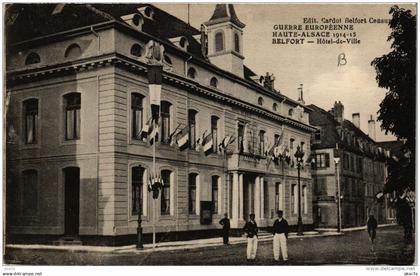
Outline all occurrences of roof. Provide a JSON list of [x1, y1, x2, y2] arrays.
[[205, 4, 246, 28], [377, 140, 404, 155], [308, 104, 378, 156]]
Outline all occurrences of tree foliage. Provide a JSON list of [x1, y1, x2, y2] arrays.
[[371, 6, 416, 194]]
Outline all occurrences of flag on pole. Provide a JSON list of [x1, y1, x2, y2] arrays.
[[168, 123, 181, 146], [196, 130, 207, 152], [202, 132, 213, 154], [219, 135, 235, 153], [176, 125, 189, 150], [140, 117, 153, 139]]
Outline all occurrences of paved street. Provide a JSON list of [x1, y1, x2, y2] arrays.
[[4, 226, 415, 265]]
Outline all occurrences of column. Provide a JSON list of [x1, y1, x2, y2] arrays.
[[239, 173, 244, 221], [255, 176, 261, 221], [232, 173, 239, 227], [260, 177, 264, 220]]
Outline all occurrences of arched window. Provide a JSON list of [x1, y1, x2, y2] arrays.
[[288, 108, 294, 116], [211, 116, 219, 153], [211, 175, 220, 214], [210, 77, 218, 88], [131, 93, 144, 139], [215, 32, 224, 52], [63, 92, 81, 140], [161, 170, 172, 215], [130, 44, 144, 57], [23, 99, 38, 144], [161, 101, 171, 143], [258, 97, 264, 106], [187, 67, 197, 79], [273, 103, 278, 111], [188, 109, 197, 149], [25, 52, 40, 65], [22, 169, 38, 216], [64, 43, 82, 58], [180, 37, 188, 48], [188, 173, 199, 215], [131, 166, 144, 216], [234, 33, 240, 52]]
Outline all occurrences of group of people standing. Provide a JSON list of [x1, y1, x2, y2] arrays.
[[219, 210, 289, 262]]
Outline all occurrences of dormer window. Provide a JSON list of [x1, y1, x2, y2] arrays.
[[273, 103, 278, 111], [25, 52, 40, 65], [288, 108, 294, 116], [258, 97, 264, 106], [210, 77, 218, 88], [187, 67, 197, 79], [65, 43, 82, 58], [164, 54, 172, 65], [234, 33, 240, 52], [131, 44, 144, 57], [215, 32, 224, 52]]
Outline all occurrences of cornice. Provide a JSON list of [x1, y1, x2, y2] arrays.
[[6, 53, 316, 133]]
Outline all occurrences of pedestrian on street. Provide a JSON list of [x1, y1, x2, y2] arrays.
[[367, 214, 378, 244], [243, 213, 258, 261], [219, 213, 231, 245], [272, 210, 289, 262]]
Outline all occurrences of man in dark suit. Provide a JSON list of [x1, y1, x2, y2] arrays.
[[243, 213, 258, 261], [272, 210, 289, 262], [367, 214, 378, 244], [219, 213, 231, 245]]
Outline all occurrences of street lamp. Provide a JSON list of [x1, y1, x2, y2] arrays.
[[294, 145, 305, 236], [137, 166, 143, 249]]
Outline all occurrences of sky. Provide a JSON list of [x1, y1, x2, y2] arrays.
[[156, 3, 416, 142]]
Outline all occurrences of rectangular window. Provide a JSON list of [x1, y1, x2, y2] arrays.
[[161, 170, 171, 215], [315, 177, 327, 196], [24, 99, 38, 144], [64, 93, 81, 140], [315, 153, 330, 168], [22, 170, 38, 216], [259, 130, 265, 155], [211, 116, 218, 153], [303, 185, 308, 214], [188, 174, 197, 214], [131, 167, 143, 216], [161, 102, 171, 143], [275, 182, 283, 211], [211, 176, 219, 214], [188, 110, 196, 149], [238, 122, 245, 153], [314, 129, 321, 141], [291, 184, 297, 214], [131, 94, 143, 139], [343, 154, 349, 170]]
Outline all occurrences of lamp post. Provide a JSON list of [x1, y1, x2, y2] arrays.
[[334, 157, 342, 232], [294, 145, 305, 236], [137, 166, 143, 249]]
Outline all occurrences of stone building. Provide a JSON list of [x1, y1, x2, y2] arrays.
[[5, 4, 315, 244], [308, 102, 389, 228]]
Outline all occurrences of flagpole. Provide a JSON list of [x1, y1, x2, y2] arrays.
[[153, 120, 156, 248]]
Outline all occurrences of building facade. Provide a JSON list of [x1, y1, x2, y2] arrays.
[[309, 102, 389, 228], [6, 4, 315, 244]]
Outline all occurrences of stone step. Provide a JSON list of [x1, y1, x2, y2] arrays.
[[53, 237, 83, 246]]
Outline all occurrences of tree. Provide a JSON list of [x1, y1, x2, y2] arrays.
[[371, 6, 416, 193]]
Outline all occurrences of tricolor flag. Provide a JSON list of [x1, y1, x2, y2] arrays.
[[202, 132, 213, 155], [140, 117, 153, 140], [168, 124, 182, 146], [148, 119, 159, 145], [176, 125, 189, 150], [219, 135, 235, 152], [196, 130, 207, 152]]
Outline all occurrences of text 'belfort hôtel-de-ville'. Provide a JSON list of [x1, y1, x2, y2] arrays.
[[272, 17, 390, 45]]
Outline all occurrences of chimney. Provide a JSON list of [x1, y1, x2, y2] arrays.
[[368, 115, 376, 141], [200, 24, 208, 57], [297, 84, 305, 104], [352, 113, 360, 128], [332, 101, 344, 124]]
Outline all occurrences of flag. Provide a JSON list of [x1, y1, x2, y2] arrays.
[[219, 135, 235, 152], [196, 130, 207, 151], [148, 170, 164, 199], [176, 125, 189, 150], [202, 132, 213, 154], [148, 119, 159, 145], [167, 123, 181, 146], [140, 117, 153, 139]]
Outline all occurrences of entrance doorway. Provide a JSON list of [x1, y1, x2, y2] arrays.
[[63, 167, 80, 236], [242, 175, 255, 220]]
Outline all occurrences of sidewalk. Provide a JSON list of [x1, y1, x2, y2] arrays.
[[6, 230, 343, 255], [315, 223, 396, 233]]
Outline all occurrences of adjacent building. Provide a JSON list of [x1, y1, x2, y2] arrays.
[[6, 4, 316, 244], [309, 102, 389, 228]]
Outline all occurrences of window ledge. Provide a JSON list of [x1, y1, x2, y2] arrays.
[[19, 143, 41, 150]]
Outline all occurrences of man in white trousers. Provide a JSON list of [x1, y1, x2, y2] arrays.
[[272, 210, 289, 262], [243, 213, 258, 261]]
